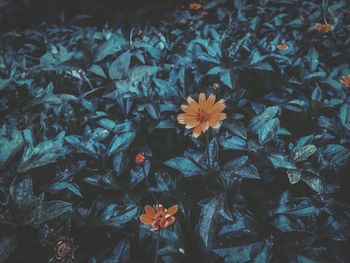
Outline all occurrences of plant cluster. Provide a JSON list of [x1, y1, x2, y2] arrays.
[[0, 0, 350, 262]]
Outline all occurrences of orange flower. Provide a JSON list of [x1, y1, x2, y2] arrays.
[[340, 75, 350, 88], [139, 204, 178, 231], [189, 2, 202, 10], [177, 93, 226, 138], [135, 152, 145, 164], [314, 23, 334, 33], [276, 43, 288, 50]]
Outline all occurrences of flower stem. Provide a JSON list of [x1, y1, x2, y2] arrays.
[[142, 164, 159, 204], [154, 230, 160, 263], [205, 130, 210, 146]]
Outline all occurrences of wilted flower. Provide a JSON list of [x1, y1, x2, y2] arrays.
[[135, 152, 146, 164], [177, 93, 226, 138], [340, 75, 350, 88], [139, 204, 178, 231], [189, 2, 202, 10], [49, 237, 75, 263], [314, 23, 334, 33], [276, 43, 288, 50]]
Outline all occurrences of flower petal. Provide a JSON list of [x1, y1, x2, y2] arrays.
[[166, 205, 178, 216], [144, 205, 155, 217], [187, 96, 198, 107], [198, 93, 206, 107], [207, 94, 216, 107], [140, 214, 153, 224], [181, 105, 198, 116], [192, 124, 203, 138], [209, 99, 226, 114], [209, 120, 221, 129]]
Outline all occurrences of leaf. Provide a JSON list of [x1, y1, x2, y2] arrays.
[[94, 36, 126, 62], [83, 174, 119, 190], [287, 169, 302, 184], [249, 106, 280, 133], [99, 203, 138, 228], [130, 161, 150, 187], [320, 144, 350, 168], [88, 64, 107, 78], [17, 132, 70, 173], [305, 71, 326, 80], [220, 156, 260, 184], [65, 135, 98, 158], [0, 126, 24, 168], [198, 138, 219, 172], [291, 144, 317, 162], [213, 240, 266, 263], [24, 201, 72, 227], [220, 135, 247, 150], [104, 238, 130, 263], [113, 151, 129, 176], [339, 103, 350, 130], [164, 156, 201, 177], [311, 86, 322, 101], [0, 234, 16, 263], [128, 66, 157, 85], [0, 79, 11, 92], [10, 176, 33, 211], [268, 153, 296, 169], [258, 118, 280, 144], [107, 132, 136, 156], [301, 175, 324, 193], [198, 195, 221, 248], [109, 50, 131, 80], [97, 119, 134, 133], [43, 182, 82, 198], [220, 70, 233, 89], [149, 172, 176, 196]]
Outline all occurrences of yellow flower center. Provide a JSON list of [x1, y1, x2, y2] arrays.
[[197, 109, 210, 123]]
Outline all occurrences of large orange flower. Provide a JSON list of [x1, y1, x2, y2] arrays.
[[314, 23, 334, 33], [340, 75, 350, 88], [177, 93, 226, 138], [139, 204, 178, 231]]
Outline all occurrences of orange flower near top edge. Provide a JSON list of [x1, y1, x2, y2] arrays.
[[314, 23, 334, 33], [139, 204, 178, 231], [189, 2, 202, 10], [340, 75, 350, 88], [135, 152, 145, 164], [177, 93, 226, 138], [276, 43, 288, 50]]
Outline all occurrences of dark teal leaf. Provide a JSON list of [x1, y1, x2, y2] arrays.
[[268, 153, 296, 169], [164, 156, 201, 177], [107, 132, 136, 156], [258, 118, 280, 144], [291, 144, 317, 162]]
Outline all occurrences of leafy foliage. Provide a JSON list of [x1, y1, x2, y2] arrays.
[[0, 0, 350, 262]]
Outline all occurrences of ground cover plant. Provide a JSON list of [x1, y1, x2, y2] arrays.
[[0, 0, 350, 262]]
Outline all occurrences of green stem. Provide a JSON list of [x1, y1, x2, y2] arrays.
[[143, 164, 159, 204], [154, 230, 160, 263]]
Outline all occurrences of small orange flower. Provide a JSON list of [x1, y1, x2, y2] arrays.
[[177, 93, 226, 138], [135, 153, 145, 164], [314, 23, 334, 33], [189, 2, 202, 10], [340, 75, 350, 88], [139, 204, 178, 231], [213, 83, 220, 90], [276, 43, 288, 50]]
